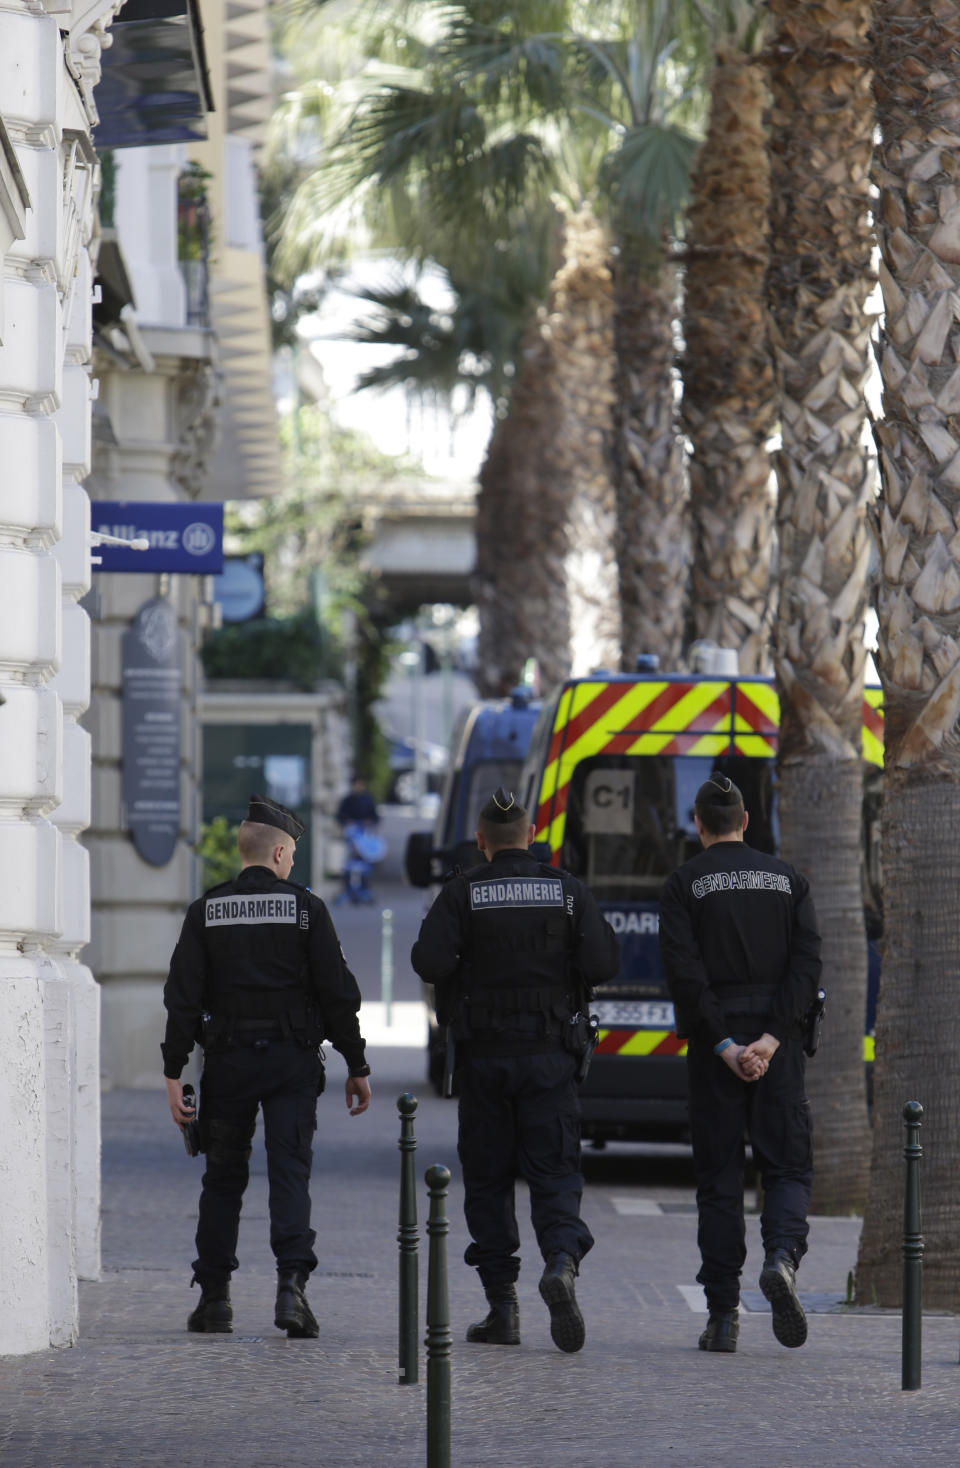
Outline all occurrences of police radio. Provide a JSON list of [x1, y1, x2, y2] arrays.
[[802, 988, 826, 1059]]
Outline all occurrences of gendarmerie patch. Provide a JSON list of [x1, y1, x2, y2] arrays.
[[205, 894, 298, 926], [469, 877, 564, 910], [691, 870, 791, 899]]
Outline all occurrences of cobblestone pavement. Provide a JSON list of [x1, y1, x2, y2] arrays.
[[0, 1042, 958, 1468]]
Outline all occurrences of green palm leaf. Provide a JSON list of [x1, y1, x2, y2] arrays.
[[600, 121, 698, 236], [343, 278, 498, 405]]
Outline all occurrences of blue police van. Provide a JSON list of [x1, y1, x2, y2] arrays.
[[515, 667, 883, 1144]]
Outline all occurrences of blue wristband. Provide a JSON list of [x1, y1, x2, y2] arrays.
[[713, 1037, 734, 1055]]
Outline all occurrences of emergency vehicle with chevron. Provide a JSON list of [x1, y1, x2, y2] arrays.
[[517, 670, 883, 1144]]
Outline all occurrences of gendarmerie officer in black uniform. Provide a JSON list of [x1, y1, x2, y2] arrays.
[[162, 794, 372, 1337], [411, 788, 620, 1353], [658, 774, 821, 1354]]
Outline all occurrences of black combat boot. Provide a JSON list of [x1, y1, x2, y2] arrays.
[[275, 1270, 319, 1339], [187, 1279, 232, 1334], [466, 1285, 520, 1345], [759, 1248, 807, 1349], [538, 1252, 585, 1354], [698, 1310, 739, 1353]]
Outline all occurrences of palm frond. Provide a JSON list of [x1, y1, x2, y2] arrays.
[[339, 275, 509, 408], [334, 183, 559, 410], [339, 83, 486, 186], [272, 0, 717, 367], [571, 37, 638, 120], [439, 22, 572, 115], [599, 120, 698, 238], [275, 172, 377, 279]]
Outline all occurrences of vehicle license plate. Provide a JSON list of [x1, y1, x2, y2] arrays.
[[592, 1000, 675, 1028]]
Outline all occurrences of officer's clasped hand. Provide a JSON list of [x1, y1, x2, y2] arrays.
[[737, 1046, 766, 1081], [717, 1044, 753, 1081], [730, 1032, 780, 1082], [717, 1043, 767, 1082]]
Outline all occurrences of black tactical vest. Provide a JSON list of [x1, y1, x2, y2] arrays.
[[200, 868, 317, 1043], [460, 855, 575, 1054]]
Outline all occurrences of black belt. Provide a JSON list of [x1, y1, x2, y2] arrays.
[[467, 984, 568, 1016], [207, 1018, 289, 1050], [719, 987, 777, 1016], [229, 1018, 286, 1036], [465, 1035, 564, 1058]]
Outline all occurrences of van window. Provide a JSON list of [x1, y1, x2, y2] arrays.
[[560, 754, 777, 902], [433, 706, 472, 846], [463, 760, 526, 838], [519, 698, 557, 813]]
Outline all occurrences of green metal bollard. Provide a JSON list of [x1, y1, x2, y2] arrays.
[[902, 1099, 924, 1391], [381, 908, 394, 1026], [425, 1163, 452, 1468], [397, 1093, 419, 1386]]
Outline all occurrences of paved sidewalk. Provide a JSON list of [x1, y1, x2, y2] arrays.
[[1, 1045, 958, 1467]]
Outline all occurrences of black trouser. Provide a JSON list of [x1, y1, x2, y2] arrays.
[[458, 1049, 594, 1290], [686, 1033, 812, 1314], [194, 1039, 321, 1288]]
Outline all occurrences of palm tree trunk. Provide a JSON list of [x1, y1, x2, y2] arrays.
[[856, 0, 960, 1306], [779, 755, 871, 1207], [473, 317, 571, 697], [856, 786, 960, 1304], [475, 206, 621, 696], [766, 0, 876, 1215], [548, 205, 620, 673], [681, 40, 776, 675], [613, 244, 689, 671]]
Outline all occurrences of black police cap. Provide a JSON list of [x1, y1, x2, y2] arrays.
[[695, 773, 744, 809], [479, 787, 527, 824], [245, 793, 305, 841]]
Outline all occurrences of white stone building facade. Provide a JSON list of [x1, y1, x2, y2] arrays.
[[85, 0, 280, 1089], [0, 0, 279, 1353], [0, 0, 124, 1354]]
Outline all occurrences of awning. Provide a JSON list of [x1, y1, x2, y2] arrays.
[[93, 0, 215, 149]]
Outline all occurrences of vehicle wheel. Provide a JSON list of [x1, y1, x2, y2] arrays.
[[394, 770, 417, 805]]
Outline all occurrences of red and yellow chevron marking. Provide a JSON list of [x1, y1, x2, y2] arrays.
[[533, 676, 887, 856], [535, 678, 777, 853], [596, 1028, 687, 1057], [593, 1027, 874, 1062], [595, 1029, 874, 1061], [863, 687, 883, 768], [733, 682, 779, 758]]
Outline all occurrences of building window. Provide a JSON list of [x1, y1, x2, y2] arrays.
[[177, 161, 211, 326]]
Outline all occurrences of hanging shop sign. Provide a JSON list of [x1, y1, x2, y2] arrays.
[[92, 501, 224, 573], [212, 553, 266, 622], [122, 597, 181, 866]]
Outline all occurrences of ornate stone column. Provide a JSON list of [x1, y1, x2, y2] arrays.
[[0, 0, 121, 1353]]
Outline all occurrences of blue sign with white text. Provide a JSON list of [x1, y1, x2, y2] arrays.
[[91, 502, 224, 574]]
